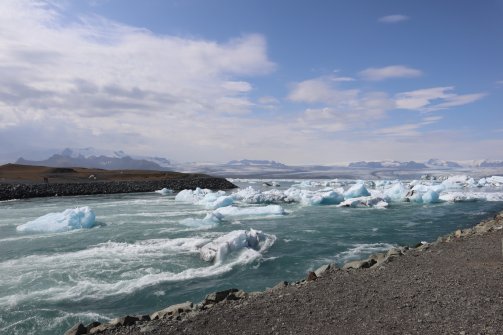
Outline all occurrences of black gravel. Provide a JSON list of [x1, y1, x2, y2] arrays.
[[0, 177, 236, 201]]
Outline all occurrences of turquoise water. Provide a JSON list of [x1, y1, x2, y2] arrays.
[[1, 179, 503, 334]]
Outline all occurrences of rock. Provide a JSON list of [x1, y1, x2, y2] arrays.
[[85, 321, 101, 332], [89, 324, 114, 334], [227, 289, 248, 300], [204, 289, 239, 306], [342, 258, 377, 270], [369, 253, 387, 267], [306, 271, 317, 281], [109, 315, 139, 327], [150, 301, 193, 320], [270, 281, 289, 291], [314, 263, 335, 277], [138, 314, 151, 322], [455, 229, 462, 238], [64, 323, 86, 335]]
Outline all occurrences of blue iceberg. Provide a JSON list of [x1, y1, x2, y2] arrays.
[[17, 207, 96, 233]]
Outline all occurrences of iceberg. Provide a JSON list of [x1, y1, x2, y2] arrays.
[[199, 229, 275, 263], [213, 205, 286, 219], [405, 185, 441, 204], [344, 183, 370, 199], [175, 188, 214, 203], [155, 188, 173, 195], [337, 196, 388, 208], [179, 212, 224, 228], [441, 175, 476, 189], [175, 188, 231, 209], [382, 182, 408, 202], [232, 187, 287, 204], [17, 207, 96, 233]]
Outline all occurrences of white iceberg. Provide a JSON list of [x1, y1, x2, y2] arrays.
[[155, 188, 173, 195], [17, 207, 96, 233], [213, 205, 286, 219], [441, 175, 476, 189], [337, 196, 388, 208], [382, 182, 408, 202], [199, 229, 275, 263], [179, 212, 224, 228], [232, 187, 287, 204], [175, 188, 231, 209], [175, 188, 214, 203], [344, 183, 370, 199], [406, 185, 441, 204]]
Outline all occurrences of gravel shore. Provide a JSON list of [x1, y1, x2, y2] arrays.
[[77, 212, 503, 335]]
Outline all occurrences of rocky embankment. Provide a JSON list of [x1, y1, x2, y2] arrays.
[[65, 212, 503, 335], [0, 178, 236, 201]]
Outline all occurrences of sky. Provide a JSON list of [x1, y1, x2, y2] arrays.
[[0, 0, 502, 165]]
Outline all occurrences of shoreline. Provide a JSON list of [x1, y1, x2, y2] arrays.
[[65, 210, 503, 335], [0, 178, 236, 201]]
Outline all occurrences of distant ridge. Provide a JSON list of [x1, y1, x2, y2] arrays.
[[347, 160, 427, 169], [16, 150, 167, 171]]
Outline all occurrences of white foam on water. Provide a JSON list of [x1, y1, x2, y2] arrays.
[[16, 207, 96, 233], [0, 228, 275, 306], [336, 243, 395, 263]]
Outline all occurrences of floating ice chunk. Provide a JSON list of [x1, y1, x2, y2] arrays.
[[17, 207, 96, 233], [439, 191, 503, 202], [383, 182, 408, 202], [441, 175, 476, 189], [179, 212, 223, 228], [175, 188, 213, 203], [344, 183, 370, 199], [155, 188, 173, 195], [175, 188, 231, 209], [439, 192, 479, 202], [479, 176, 503, 187], [214, 205, 286, 219], [337, 196, 388, 208], [301, 190, 344, 206], [199, 229, 276, 263], [406, 185, 440, 204], [233, 187, 287, 204], [421, 190, 440, 203]]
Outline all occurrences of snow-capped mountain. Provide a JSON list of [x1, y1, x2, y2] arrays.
[[347, 160, 427, 169]]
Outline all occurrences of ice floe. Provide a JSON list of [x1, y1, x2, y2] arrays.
[[199, 229, 276, 263], [155, 188, 173, 195], [17, 207, 96, 233], [213, 205, 286, 219], [343, 182, 371, 199], [337, 196, 389, 208], [175, 188, 233, 209]]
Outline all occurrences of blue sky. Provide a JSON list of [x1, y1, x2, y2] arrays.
[[0, 0, 502, 164]]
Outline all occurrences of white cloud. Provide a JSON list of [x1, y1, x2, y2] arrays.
[[374, 116, 443, 137], [395, 87, 486, 112], [288, 76, 394, 133], [378, 14, 410, 23], [0, 0, 276, 159], [359, 65, 422, 81]]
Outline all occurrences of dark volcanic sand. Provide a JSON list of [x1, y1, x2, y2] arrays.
[[99, 215, 503, 335], [0, 163, 203, 184]]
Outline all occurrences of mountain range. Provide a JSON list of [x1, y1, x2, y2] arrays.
[[11, 148, 503, 178]]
